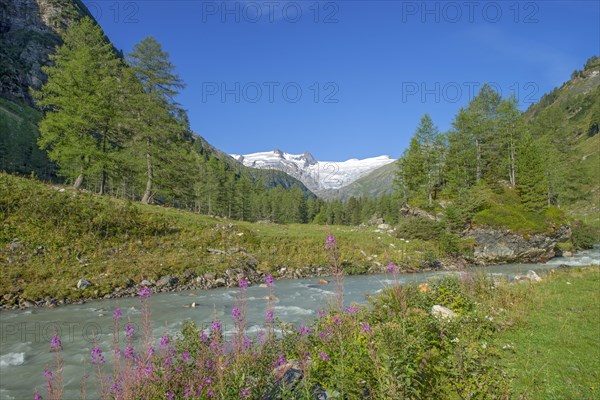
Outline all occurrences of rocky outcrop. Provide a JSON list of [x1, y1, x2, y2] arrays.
[[0, 0, 92, 105], [466, 225, 571, 264]]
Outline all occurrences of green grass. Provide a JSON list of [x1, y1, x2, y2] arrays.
[[501, 267, 600, 399], [0, 173, 434, 303]]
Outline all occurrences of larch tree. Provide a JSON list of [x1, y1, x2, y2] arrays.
[[33, 17, 125, 193]]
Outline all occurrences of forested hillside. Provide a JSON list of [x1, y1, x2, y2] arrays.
[[0, 0, 597, 233]]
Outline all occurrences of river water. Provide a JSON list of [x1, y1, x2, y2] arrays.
[[1, 247, 598, 399]]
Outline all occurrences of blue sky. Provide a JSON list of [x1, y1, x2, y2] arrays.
[[85, 0, 599, 161]]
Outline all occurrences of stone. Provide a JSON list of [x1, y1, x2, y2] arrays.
[[418, 283, 429, 292], [156, 275, 178, 287], [377, 223, 391, 230], [563, 251, 573, 257], [140, 279, 154, 287], [526, 270, 542, 282], [76, 278, 92, 289], [431, 305, 457, 319], [466, 225, 571, 264], [319, 279, 329, 284]]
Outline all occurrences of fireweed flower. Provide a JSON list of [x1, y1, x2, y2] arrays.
[[165, 391, 175, 400], [211, 320, 222, 333], [239, 278, 249, 289], [43, 369, 52, 380], [387, 263, 397, 274], [139, 287, 151, 299], [125, 324, 135, 337], [361, 322, 372, 334], [265, 274, 274, 287], [320, 351, 330, 361], [113, 307, 122, 320], [50, 335, 62, 351], [124, 345, 134, 359], [231, 307, 242, 321], [34, 390, 43, 400], [265, 309, 274, 323], [240, 388, 251, 398], [332, 316, 342, 325], [147, 346, 155, 356], [182, 351, 191, 362], [299, 325, 311, 336], [90, 347, 105, 364], [345, 305, 359, 315], [160, 335, 170, 348], [325, 235, 337, 249]]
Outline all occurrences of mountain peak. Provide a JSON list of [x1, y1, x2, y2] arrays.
[[229, 150, 396, 195]]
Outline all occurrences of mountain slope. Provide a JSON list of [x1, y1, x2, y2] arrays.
[[0, 0, 94, 106], [230, 150, 396, 196], [319, 161, 398, 200]]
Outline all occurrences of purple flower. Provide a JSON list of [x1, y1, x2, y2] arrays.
[[299, 325, 311, 336], [165, 391, 175, 400], [43, 369, 52, 380], [242, 335, 253, 350], [211, 320, 222, 333], [139, 287, 151, 299], [110, 382, 122, 395], [91, 347, 105, 364], [160, 335, 170, 348], [147, 346, 155, 357], [317, 309, 327, 318], [33, 390, 43, 400], [240, 388, 251, 398], [125, 324, 135, 338], [361, 322, 372, 334], [113, 308, 122, 320], [199, 330, 209, 343], [265, 309, 274, 323], [239, 278, 249, 289], [124, 345, 134, 359], [332, 316, 342, 325], [345, 305, 359, 315], [320, 351, 330, 361], [231, 307, 242, 321], [184, 387, 193, 398], [276, 354, 286, 367], [265, 274, 274, 287], [182, 351, 191, 362], [387, 263, 397, 274], [325, 235, 337, 249], [50, 335, 62, 351]]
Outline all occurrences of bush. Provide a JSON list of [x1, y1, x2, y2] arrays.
[[395, 217, 445, 241], [571, 221, 597, 249]]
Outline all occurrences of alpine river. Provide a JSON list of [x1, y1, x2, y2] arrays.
[[1, 247, 598, 399]]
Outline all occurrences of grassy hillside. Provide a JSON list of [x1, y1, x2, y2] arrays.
[[0, 173, 439, 304]]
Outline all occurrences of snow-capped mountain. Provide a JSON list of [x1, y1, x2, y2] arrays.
[[229, 150, 396, 195]]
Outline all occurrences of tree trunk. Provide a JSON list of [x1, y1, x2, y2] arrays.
[[142, 139, 153, 204], [73, 173, 84, 189], [99, 136, 107, 195], [509, 130, 516, 188], [475, 139, 481, 183]]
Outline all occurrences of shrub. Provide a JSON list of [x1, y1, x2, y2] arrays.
[[571, 221, 597, 249], [395, 217, 445, 241]]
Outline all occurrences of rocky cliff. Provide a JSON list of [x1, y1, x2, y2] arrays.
[[0, 0, 92, 106], [466, 225, 571, 264]]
